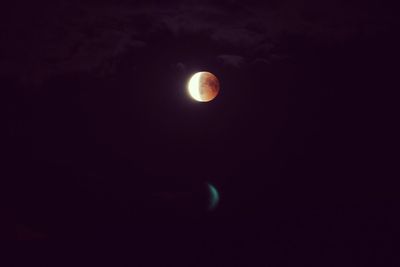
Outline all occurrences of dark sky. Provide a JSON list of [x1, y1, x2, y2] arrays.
[[4, 0, 399, 265]]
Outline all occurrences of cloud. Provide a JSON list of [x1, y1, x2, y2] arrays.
[[212, 28, 264, 48], [217, 54, 245, 68], [1, 0, 395, 87], [252, 58, 271, 65], [175, 62, 186, 72]]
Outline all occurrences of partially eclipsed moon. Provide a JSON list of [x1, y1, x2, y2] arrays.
[[188, 72, 220, 102], [207, 183, 220, 211]]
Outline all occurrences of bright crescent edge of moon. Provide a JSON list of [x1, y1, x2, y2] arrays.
[[188, 72, 202, 102]]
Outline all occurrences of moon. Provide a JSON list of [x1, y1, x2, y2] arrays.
[[207, 183, 220, 211], [187, 72, 220, 102]]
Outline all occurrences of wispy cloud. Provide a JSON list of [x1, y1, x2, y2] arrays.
[[1, 0, 394, 86], [217, 54, 245, 68]]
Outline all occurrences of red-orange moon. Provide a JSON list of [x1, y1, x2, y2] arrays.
[[187, 72, 220, 102]]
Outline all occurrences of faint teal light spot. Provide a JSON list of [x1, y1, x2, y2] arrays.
[[207, 183, 220, 211]]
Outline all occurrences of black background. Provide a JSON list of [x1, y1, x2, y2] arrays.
[[4, 0, 399, 266]]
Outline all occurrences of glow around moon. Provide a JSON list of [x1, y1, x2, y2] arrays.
[[187, 72, 220, 102]]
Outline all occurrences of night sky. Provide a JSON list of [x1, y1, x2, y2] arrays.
[[4, 0, 399, 265]]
